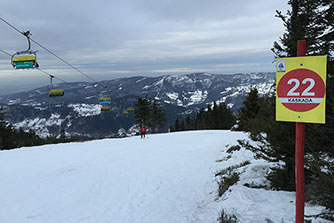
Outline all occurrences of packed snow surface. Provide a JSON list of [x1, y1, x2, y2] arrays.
[[0, 131, 330, 223]]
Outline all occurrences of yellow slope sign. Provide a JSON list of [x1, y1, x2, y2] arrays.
[[276, 55, 327, 124]]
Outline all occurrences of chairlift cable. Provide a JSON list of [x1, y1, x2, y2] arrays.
[[1, 18, 111, 104], [1, 48, 106, 102], [0, 17, 100, 84], [37, 68, 67, 83], [0, 17, 23, 35], [30, 39, 98, 83], [0, 49, 12, 57], [0, 48, 66, 83]]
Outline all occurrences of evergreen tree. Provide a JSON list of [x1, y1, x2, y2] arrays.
[[240, 92, 296, 190], [240, 1, 334, 210], [273, 0, 324, 57], [171, 102, 235, 133], [150, 100, 167, 133], [60, 128, 66, 140], [236, 88, 260, 132], [0, 108, 16, 150], [185, 116, 192, 130], [134, 96, 152, 128], [180, 120, 185, 131], [273, 0, 334, 73], [0, 107, 47, 150], [174, 119, 180, 131], [218, 103, 235, 129]]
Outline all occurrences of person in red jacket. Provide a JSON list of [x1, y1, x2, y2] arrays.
[[140, 127, 146, 138]]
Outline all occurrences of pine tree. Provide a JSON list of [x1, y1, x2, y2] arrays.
[[320, 0, 334, 74], [171, 102, 235, 132], [209, 101, 219, 129], [134, 96, 152, 128], [218, 103, 235, 129], [185, 116, 192, 130], [242, 0, 334, 204], [273, 0, 325, 57], [241, 93, 296, 190], [150, 100, 167, 133], [273, 0, 334, 73], [236, 88, 260, 132], [174, 119, 180, 131], [0, 108, 16, 150]]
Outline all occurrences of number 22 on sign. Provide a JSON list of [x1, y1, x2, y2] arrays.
[[276, 55, 327, 124]]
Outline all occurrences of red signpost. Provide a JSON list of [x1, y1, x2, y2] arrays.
[[277, 40, 327, 223], [295, 40, 306, 223]]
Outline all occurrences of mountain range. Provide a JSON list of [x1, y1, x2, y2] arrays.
[[0, 72, 275, 138]]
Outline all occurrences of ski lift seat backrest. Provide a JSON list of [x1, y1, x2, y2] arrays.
[[127, 108, 135, 112], [101, 105, 110, 111], [12, 55, 39, 69], [49, 89, 64, 97], [99, 97, 111, 105], [100, 100, 110, 105]]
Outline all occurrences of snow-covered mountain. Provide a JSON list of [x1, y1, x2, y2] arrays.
[[0, 72, 275, 138], [0, 131, 329, 223]]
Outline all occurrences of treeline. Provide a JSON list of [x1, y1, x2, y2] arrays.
[[0, 109, 84, 150], [170, 102, 235, 132]]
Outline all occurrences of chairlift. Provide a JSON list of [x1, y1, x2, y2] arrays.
[[99, 97, 111, 111], [122, 111, 129, 116], [99, 98, 111, 103], [127, 108, 135, 112], [11, 31, 39, 69], [101, 105, 110, 111], [49, 75, 64, 97]]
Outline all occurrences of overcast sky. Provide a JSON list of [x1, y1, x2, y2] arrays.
[[0, 0, 288, 95]]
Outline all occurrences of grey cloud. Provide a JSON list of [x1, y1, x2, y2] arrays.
[[1, 0, 288, 94]]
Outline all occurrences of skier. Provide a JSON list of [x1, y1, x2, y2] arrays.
[[140, 127, 146, 139]]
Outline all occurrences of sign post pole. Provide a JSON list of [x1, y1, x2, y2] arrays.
[[295, 40, 306, 223], [276, 40, 326, 223]]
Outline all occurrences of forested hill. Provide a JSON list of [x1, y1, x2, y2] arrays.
[[0, 72, 275, 138]]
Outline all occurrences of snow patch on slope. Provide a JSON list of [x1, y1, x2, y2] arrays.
[[166, 92, 179, 100], [187, 90, 208, 106], [68, 104, 101, 117], [13, 114, 65, 138]]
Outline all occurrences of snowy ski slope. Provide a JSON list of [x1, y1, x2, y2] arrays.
[[0, 130, 330, 223]]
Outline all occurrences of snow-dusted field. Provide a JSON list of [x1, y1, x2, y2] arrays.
[[0, 130, 330, 223]]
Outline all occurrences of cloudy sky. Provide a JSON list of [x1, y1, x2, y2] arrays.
[[0, 0, 288, 95]]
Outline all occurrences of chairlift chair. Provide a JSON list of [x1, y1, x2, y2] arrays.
[[122, 111, 129, 116], [11, 31, 39, 69], [49, 75, 64, 97], [99, 97, 111, 111], [49, 89, 64, 97], [101, 105, 110, 111], [127, 108, 135, 112]]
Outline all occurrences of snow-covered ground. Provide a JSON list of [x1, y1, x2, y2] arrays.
[[0, 130, 331, 223]]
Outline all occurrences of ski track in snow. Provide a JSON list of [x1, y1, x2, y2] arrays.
[[0, 131, 330, 223]]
